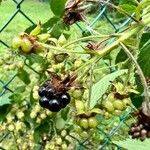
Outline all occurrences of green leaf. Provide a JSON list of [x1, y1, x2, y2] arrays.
[[0, 105, 10, 122], [25, 24, 37, 34], [49, 0, 67, 17], [42, 17, 60, 32], [119, 4, 136, 15], [130, 93, 143, 108], [139, 32, 150, 49], [137, 39, 150, 77], [115, 49, 128, 63], [90, 69, 128, 109], [114, 138, 150, 150], [9, 93, 22, 104], [50, 20, 68, 38], [119, 0, 135, 5], [9, 86, 25, 104], [0, 93, 11, 106], [26, 53, 45, 65], [34, 121, 50, 143], [17, 69, 30, 85]]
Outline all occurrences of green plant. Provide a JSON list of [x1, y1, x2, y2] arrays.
[[0, 0, 150, 149]]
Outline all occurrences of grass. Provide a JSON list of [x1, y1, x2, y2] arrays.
[[0, 0, 51, 52]]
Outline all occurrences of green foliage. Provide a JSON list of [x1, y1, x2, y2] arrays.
[[34, 121, 50, 143], [17, 69, 31, 85], [26, 53, 45, 65], [115, 49, 128, 63], [49, 0, 67, 17], [0, 93, 11, 106], [138, 34, 150, 77], [1, 0, 150, 149], [119, 4, 136, 15], [114, 138, 150, 150], [0, 105, 10, 122], [90, 69, 128, 109]]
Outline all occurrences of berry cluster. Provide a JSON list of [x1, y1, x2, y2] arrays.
[[129, 109, 150, 141], [38, 80, 70, 112], [129, 123, 150, 141]]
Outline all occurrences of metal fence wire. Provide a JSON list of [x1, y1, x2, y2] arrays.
[[0, 0, 135, 149]]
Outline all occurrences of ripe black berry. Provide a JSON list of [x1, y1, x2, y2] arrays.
[[39, 97, 49, 108], [58, 93, 70, 108], [46, 87, 55, 98], [38, 87, 47, 97], [49, 99, 61, 112]]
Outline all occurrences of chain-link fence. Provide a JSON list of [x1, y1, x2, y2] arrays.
[[0, 0, 135, 149]]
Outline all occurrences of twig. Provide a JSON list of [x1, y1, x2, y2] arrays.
[[119, 42, 149, 103]]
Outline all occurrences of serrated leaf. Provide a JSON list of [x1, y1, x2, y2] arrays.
[[90, 69, 128, 109], [137, 39, 150, 77], [50, 0, 67, 17], [114, 138, 150, 150], [0, 93, 11, 106], [17, 69, 30, 85]]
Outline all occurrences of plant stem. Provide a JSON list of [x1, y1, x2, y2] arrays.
[[88, 65, 94, 110], [38, 42, 87, 54], [62, 34, 120, 48], [119, 42, 149, 103], [97, 24, 143, 57]]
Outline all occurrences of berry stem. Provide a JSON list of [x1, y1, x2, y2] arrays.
[[119, 42, 149, 103], [38, 42, 87, 54], [88, 65, 94, 110]]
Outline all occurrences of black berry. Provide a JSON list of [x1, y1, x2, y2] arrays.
[[39, 96, 49, 108], [48, 99, 61, 112], [38, 87, 47, 97], [46, 87, 55, 98], [58, 93, 70, 108]]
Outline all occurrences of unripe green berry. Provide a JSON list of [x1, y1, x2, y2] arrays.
[[104, 101, 114, 112], [88, 117, 98, 128], [12, 36, 22, 49], [72, 90, 82, 99], [113, 100, 124, 110], [79, 118, 88, 129]]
